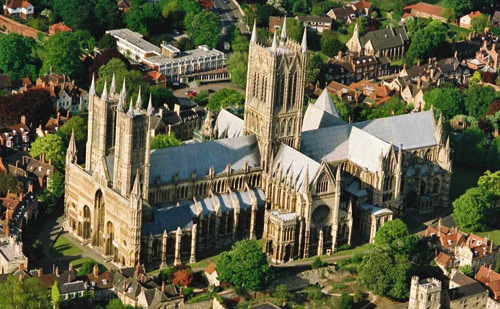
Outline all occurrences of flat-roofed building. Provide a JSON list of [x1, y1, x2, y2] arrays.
[[106, 29, 161, 62]]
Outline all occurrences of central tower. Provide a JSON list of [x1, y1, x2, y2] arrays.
[[243, 21, 308, 172]]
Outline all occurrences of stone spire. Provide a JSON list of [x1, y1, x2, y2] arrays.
[[147, 93, 153, 116], [271, 30, 277, 54], [135, 86, 142, 109], [120, 78, 127, 102], [101, 80, 108, 101], [89, 74, 95, 95], [132, 170, 141, 197], [281, 16, 287, 40], [302, 166, 310, 193], [127, 97, 134, 118], [301, 27, 308, 53], [117, 94, 124, 112], [66, 129, 77, 164], [250, 21, 257, 44], [110, 72, 116, 96]]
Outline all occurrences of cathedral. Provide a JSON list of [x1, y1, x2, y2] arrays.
[[64, 21, 452, 267]]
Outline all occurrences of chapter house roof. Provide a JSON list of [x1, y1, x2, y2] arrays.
[[360, 27, 409, 51]]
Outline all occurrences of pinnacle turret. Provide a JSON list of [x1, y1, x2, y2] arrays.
[[250, 21, 257, 44]]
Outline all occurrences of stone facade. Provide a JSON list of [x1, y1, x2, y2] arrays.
[[64, 20, 452, 269]]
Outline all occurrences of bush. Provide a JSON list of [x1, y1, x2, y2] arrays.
[[182, 286, 193, 297], [311, 257, 327, 269], [338, 244, 351, 251], [77, 260, 107, 276], [460, 265, 474, 277]]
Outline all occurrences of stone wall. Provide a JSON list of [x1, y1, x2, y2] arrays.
[[269, 265, 351, 291], [0, 15, 41, 39]]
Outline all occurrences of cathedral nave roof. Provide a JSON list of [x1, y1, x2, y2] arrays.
[[148, 134, 260, 184], [215, 108, 244, 139]]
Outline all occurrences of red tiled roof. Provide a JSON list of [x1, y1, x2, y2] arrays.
[[476, 266, 500, 284], [205, 262, 217, 275], [404, 2, 445, 17], [21, 1, 31, 8], [466, 11, 482, 19], [435, 252, 452, 267], [352, 1, 372, 10], [198, 0, 214, 9], [49, 22, 72, 34]]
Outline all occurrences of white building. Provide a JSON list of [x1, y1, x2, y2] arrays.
[[144, 44, 226, 83], [0, 237, 28, 274], [3, 0, 34, 19], [106, 29, 161, 62]]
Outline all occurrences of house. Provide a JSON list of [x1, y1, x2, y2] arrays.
[[325, 81, 360, 105], [36, 110, 70, 137], [3, 0, 34, 19], [0, 190, 38, 237], [0, 237, 27, 274], [117, 0, 131, 12], [144, 71, 167, 88], [0, 116, 33, 150], [327, 6, 355, 24], [197, 0, 214, 11], [152, 101, 206, 141], [2, 153, 57, 191], [59, 281, 87, 300], [111, 265, 183, 308], [87, 265, 114, 301], [35, 72, 89, 112], [350, 1, 372, 16], [400, 82, 431, 111], [402, 2, 446, 22], [476, 265, 500, 301], [435, 251, 454, 271], [346, 24, 409, 60], [296, 16, 332, 32], [348, 80, 395, 106], [325, 52, 391, 84], [204, 262, 220, 287], [48, 22, 72, 36], [474, 41, 500, 70], [460, 11, 482, 29]]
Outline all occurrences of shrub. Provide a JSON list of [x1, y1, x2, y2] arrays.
[[311, 257, 327, 269]]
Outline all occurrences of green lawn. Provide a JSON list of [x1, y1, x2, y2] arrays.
[[50, 235, 83, 258], [476, 230, 500, 246]]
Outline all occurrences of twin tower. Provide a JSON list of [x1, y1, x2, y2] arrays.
[[85, 74, 153, 200], [243, 19, 308, 172]]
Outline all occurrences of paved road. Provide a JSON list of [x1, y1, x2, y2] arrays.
[[214, 0, 248, 37]]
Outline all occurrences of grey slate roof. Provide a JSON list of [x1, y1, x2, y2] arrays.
[[300, 111, 437, 171], [149, 134, 260, 184], [302, 104, 345, 132], [215, 108, 244, 139], [273, 144, 321, 191], [59, 281, 86, 294], [142, 188, 265, 235], [314, 88, 340, 117], [360, 26, 409, 51]]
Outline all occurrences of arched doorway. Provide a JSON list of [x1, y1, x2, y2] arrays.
[[83, 206, 91, 240], [105, 221, 115, 260], [94, 190, 105, 247], [283, 244, 291, 262]]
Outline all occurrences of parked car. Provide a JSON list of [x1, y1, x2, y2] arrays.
[[185, 90, 193, 95], [188, 91, 198, 97]]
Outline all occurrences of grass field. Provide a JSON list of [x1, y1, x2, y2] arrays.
[[50, 235, 83, 258]]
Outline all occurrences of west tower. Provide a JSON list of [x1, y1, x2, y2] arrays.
[[243, 22, 308, 172]]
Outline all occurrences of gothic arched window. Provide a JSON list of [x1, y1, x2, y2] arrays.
[[316, 173, 329, 193]]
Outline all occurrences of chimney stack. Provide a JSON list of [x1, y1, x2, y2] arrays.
[[55, 266, 59, 277], [93, 264, 99, 277], [68, 263, 73, 271], [162, 281, 165, 294], [19, 263, 24, 272], [20, 115, 26, 125], [174, 104, 181, 116], [135, 264, 140, 278], [38, 268, 43, 277]]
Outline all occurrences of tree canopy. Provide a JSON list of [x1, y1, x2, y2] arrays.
[[321, 30, 344, 58], [423, 86, 464, 119], [305, 52, 323, 85], [364, 97, 407, 120], [187, 11, 221, 48], [217, 239, 271, 291], [374, 219, 418, 255], [30, 134, 66, 169], [0, 172, 20, 196], [150, 133, 182, 149], [464, 84, 496, 119], [124, 1, 164, 36], [40, 32, 86, 84], [227, 51, 248, 89], [405, 21, 448, 65], [0, 34, 38, 80], [0, 276, 50, 309], [207, 89, 245, 111], [0, 89, 55, 127], [77, 260, 107, 276], [358, 247, 412, 300]]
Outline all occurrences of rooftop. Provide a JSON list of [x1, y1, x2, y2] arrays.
[[106, 29, 161, 55]]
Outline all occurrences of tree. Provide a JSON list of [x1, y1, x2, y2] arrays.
[[405, 21, 448, 64], [477, 170, 500, 199], [0, 172, 20, 196], [358, 248, 412, 300], [0, 89, 54, 127], [470, 71, 482, 83], [305, 52, 323, 85], [0, 34, 38, 80], [175, 37, 195, 51], [321, 31, 343, 58], [453, 187, 493, 231], [348, 17, 368, 36], [311, 257, 326, 269], [194, 90, 209, 106], [52, 0, 97, 34], [338, 293, 354, 309], [283, 18, 303, 42], [187, 11, 221, 47], [51, 281, 61, 309], [423, 86, 464, 119], [365, 97, 406, 120], [207, 89, 245, 111], [97, 34, 117, 50], [95, 0, 123, 35], [231, 27, 249, 52], [77, 260, 107, 276], [150, 133, 182, 149], [333, 95, 353, 121], [30, 134, 66, 169], [172, 266, 194, 286], [40, 32, 86, 84], [124, 1, 164, 36], [471, 14, 489, 34], [160, 267, 175, 283], [464, 84, 496, 119], [374, 219, 418, 255], [217, 239, 271, 291], [0, 275, 50, 308], [58, 116, 87, 145], [460, 265, 474, 277], [227, 51, 248, 89], [273, 284, 290, 306], [445, 0, 473, 16]]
